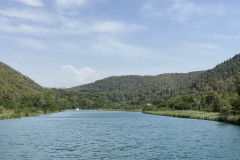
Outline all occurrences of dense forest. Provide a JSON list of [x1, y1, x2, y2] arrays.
[[0, 54, 240, 119], [70, 54, 240, 115], [71, 71, 203, 93]]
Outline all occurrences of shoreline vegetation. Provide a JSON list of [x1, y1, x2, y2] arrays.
[[0, 108, 142, 120], [0, 109, 58, 120], [1, 108, 240, 126], [143, 110, 240, 125]]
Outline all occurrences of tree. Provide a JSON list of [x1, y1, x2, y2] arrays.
[[0, 106, 4, 114], [236, 73, 240, 95], [231, 74, 240, 114]]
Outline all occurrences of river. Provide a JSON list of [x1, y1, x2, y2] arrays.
[[0, 110, 240, 160]]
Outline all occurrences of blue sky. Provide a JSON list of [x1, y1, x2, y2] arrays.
[[0, 0, 239, 88]]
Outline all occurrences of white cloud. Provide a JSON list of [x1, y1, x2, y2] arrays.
[[167, 0, 200, 21], [12, 0, 44, 7], [90, 38, 153, 57], [0, 35, 48, 50], [0, 8, 52, 22], [30, 65, 98, 88], [16, 37, 49, 50], [0, 23, 35, 34], [142, 0, 226, 21], [60, 19, 146, 35], [61, 65, 97, 85], [0, 21, 56, 36], [183, 42, 219, 49], [0, 7, 145, 37], [91, 21, 129, 33], [90, 21, 146, 33], [55, 0, 87, 7], [0, 8, 39, 20]]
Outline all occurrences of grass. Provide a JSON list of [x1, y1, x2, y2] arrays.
[[143, 110, 240, 125], [0, 109, 56, 120], [0, 110, 21, 120]]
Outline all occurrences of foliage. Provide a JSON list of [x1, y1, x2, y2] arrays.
[[0, 106, 4, 114], [70, 72, 203, 93], [143, 110, 240, 125], [67, 54, 240, 115]]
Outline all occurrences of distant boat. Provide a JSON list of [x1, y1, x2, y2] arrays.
[[75, 108, 80, 111]]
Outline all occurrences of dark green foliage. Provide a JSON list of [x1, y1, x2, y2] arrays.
[[0, 62, 42, 94], [69, 53, 240, 115], [231, 75, 240, 114], [0, 62, 42, 110], [70, 72, 203, 93], [0, 62, 72, 113], [0, 106, 4, 114], [157, 54, 240, 114], [191, 54, 240, 94]]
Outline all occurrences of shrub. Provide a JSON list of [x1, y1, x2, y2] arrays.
[[0, 106, 5, 114], [220, 103, 232, 115]]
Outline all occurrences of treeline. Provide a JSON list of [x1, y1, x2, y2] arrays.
[[143, 54, 240, 115], [1, 54, 240, 118], [71, 72, 203, 93]]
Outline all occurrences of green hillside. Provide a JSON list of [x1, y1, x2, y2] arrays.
[[0, 62, 70, 116], [147, 54, 240, 114], [69, 54, 240, 116], [0, 62, 42, 92], [0, 62, 43, 108], [70, 71, 204, 93], [190, 54, 240, 93]]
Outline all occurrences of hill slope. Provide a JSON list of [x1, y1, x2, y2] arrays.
[[0, 62, 43, 108], [69, 54, 240, 113], [0, 62, 42, 94], [70, 71, 204, 93], [0, 62, 75, 114], [190, 54, 240, 93], [72, 54, 240, 95], [149, 54, 240, 112]]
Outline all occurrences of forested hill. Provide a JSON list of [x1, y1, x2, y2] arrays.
[[190, 54, 240, 93], [0, 62, 42, 95], [1, 54, 240, 120], [68, 54, 240, 115], [0, 61, 70, 113], [70, 71, 204, 93], [71, 54, 240, 95]]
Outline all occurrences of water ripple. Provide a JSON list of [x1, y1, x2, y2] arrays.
[[0, 110, 240, 160]]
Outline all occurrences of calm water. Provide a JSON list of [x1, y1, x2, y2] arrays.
[[0, 111, 240, 160]]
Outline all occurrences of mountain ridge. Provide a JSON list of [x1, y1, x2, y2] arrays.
[[70, 71, 205, 93]]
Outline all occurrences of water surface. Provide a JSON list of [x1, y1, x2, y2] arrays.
[[0, 110, 240, 159]]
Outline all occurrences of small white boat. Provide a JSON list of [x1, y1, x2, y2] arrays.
[[75, 108, 80, 111]]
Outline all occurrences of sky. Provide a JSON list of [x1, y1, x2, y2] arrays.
[[0, 0, 240, 88]]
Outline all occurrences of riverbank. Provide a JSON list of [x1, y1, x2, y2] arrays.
[[0, 108, 141, 120], [143, 110, 240, 125], [0, 109, 59, 120], [2, 108, 240, 126]]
